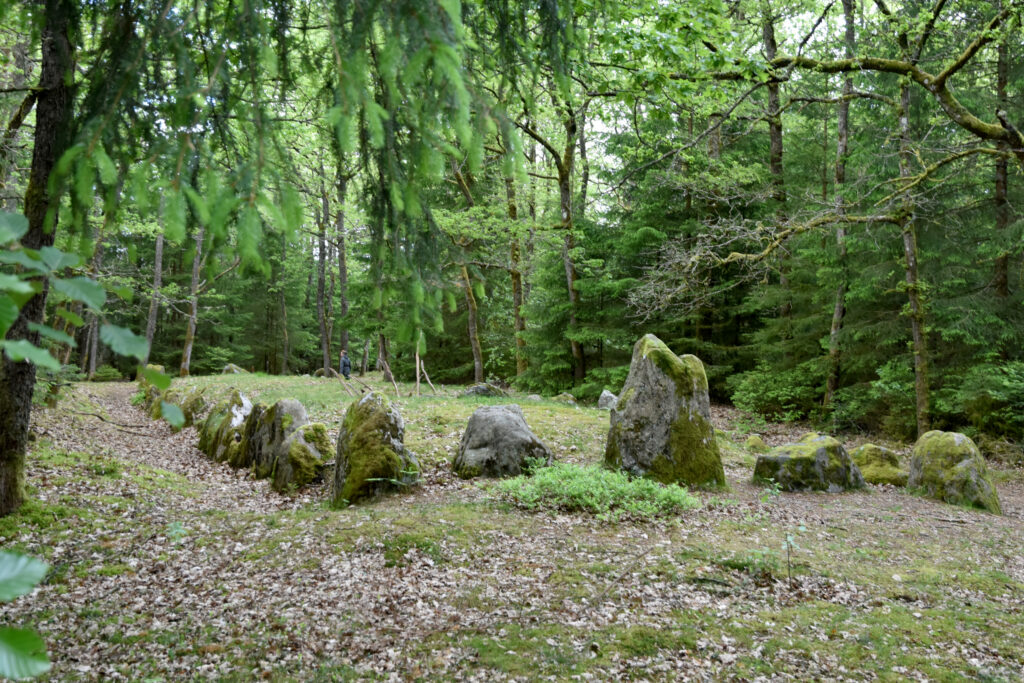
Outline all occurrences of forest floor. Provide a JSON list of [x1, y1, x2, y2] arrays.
[[3, 375, 1023, 681]]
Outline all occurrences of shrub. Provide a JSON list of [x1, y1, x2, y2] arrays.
[[89, 365, 123, 382], [494, 462, 699, 520], [729, 360, 824, 421], [32, 364, 84, 407], [959, 362, 1024, 441]]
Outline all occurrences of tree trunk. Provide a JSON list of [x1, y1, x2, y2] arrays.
[[824, 0, 855, 409], [179, 226, 204, 377], [558, 113, 584, 383], [762, 3, 784, 204], [141, 233, 164, 369], [86, 313, 99, 379], [994, 29, 1010, 297], [317, 186, 331, 372], [279, 233, 289, 374], [462, 265, 484, 383], [899, 84, 930, 436], [360, 338, 369, 376], [0, 0, 74, 516], [377, 334, 394, 383], [336, 174, 349, 355], [504, 165, 527, 376]]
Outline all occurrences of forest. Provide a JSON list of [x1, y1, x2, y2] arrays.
[[1, 0, 1023, 679]]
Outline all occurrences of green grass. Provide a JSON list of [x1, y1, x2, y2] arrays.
[[495, 462, 700, 520]]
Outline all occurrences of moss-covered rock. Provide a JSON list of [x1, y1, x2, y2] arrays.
[[272, 422, 330, 493], [242, 399, 307, 477], [850, 444, 908, 486], [552, 392, 577, 405], [222, 363, 247, 374], [333, 392, 418, 506], [459, 382, 507, 398], [908, 431, 1001, 514], [753, 433, 865, 492], [604, 334, 725, 488], [205, 390, 252, 463], [453, 405, 551, 479], [744, 435, 769, 453]]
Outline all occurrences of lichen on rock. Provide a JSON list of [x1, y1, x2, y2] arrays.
[[604, 334, 725, 488], [850, 444, 908, 486], [744, 435, 769, 453], [272, 422, 330, 493], [908, 431, 1001, 514], [333, 392, 418, 506], [753, 433, 865, 492]]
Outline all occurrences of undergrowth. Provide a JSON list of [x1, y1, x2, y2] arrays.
[[494, 462, 700, 520]]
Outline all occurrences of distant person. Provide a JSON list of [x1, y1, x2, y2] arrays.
[[340, 349, 352, 380]]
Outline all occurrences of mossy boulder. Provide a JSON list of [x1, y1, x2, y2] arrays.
[[744, 435, 769, 453], [460, 382, 507, 398], [604, 334, 725, 488], [850, 444, 908, 486], [453, 405, 552, 479], [222, 363, 247, 374], [333, 392, 419, 506], [552, 392, 577, 405], [198, 397, 233, 455], [908, 431, 1001, 514], [242, 399, 308, 477], [203, 390, 252, 463], [753, 433, 865, 492], [271, 422, 331, 493]]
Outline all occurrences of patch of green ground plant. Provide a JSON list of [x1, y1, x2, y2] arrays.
[[495, 462, 700, 520]]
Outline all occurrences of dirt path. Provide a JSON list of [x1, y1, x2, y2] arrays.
[[3, 383, 1023, 681]]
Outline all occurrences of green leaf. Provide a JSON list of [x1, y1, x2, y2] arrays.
[[38, 246, 80, 271], [0, 274, 32, 295], [1, 340, 60, 370], [0, 626, 50, 679], [93, 147, 117, 187], [0, 552, 49, 601], [0, 250, 47, 273], [56, 308, 85, 328], [139, 365, 171, 391], [0, 211, 28, 244], [0, 295, 17, 339], [99, 324, 149, 361], [109, 285, 133, 302], [164, 191, 187, 244], [28, 322, 76, 348], [52, 277, 106, 311], [160, 401, 185, 428]]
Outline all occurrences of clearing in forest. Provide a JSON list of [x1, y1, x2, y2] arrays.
[[3, 375, 1022, 681]]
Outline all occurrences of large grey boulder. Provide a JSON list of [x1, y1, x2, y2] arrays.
[[199, 390, 252, 463], [754, 433, 865, 492], [222, 363, 247, 374], [909, 431, 1001, 514], [604, 334, 725, 487], [333, 392, 419, 506], [271, 422, 332, 493], [598, 390, 618, 410], [453, 405, 552, 478]]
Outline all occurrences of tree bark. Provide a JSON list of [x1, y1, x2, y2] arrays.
[[336, 174, 349, 356], [462, 265, 484, 383], [503, 150, 527, 376], [279, 233, 289, 374], [0, 0, 74, 516], [317, 185, 331, 372], [179, 226, 204, 377], [898, 84, 930, 436], [762, 2, 784, 203], [141, 233, 164, 369], [824, 0, 855, 409], [994, 27, 1010, 297]]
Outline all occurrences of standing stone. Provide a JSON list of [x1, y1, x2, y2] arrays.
[[272, 422, 332, 493], [245, 399, 308, 478], [201, 390, 252, 463], [333, 392, 419, 506], [597, 390, 618, 410], [909, 431, 1001, 514], [604, 334, 725, 487], [453, 405, 551, 478], [754, 433, 865, 492]]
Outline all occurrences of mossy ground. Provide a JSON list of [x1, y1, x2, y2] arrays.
[[9, 378, 1024, 680]]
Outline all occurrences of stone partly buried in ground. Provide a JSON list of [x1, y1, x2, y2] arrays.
[[604, 334, 725, 488], [908, 431, 1001, 514], [459, 382, 507, 398], [744, 435, 769, 453], [754, 433, 865, 492], [333, 392, 419, 506], [453, 404, 551, 478], [850, 444, 908, 486], [198, 390, 252, 463], [597, 390, 618, 410]]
